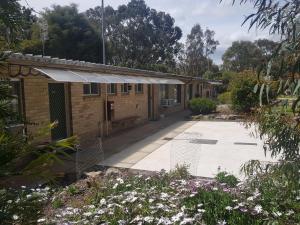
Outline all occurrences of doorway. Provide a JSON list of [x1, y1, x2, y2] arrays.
[[148, 84, 153, 120], [48, 83, 68, 140]]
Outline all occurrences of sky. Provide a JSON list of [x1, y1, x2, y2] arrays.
[[20, 0, 277, 65]]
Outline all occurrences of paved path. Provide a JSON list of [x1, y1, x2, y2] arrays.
[[54, 111, 191, 176], [100, 121, 277, 179]]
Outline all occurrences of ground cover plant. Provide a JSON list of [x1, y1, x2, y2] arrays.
[[1, 167, 299, 225]]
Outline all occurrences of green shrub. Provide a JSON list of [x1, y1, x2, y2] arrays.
[[52, 198, 63, 209], [189, 98, 217, 115], [215, 172, 239, 187], [229, 73, 259, 112], [218, 91, 232, 104], [67, 185, 80, 196]]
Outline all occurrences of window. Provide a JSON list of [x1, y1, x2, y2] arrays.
[[121, 83, 129, 94], [83, 83, 99, 95], [11, 80, 22, 117], [107, 83, 117, 94], [0, 79, 23, 120], [135, 84, 143, 93]]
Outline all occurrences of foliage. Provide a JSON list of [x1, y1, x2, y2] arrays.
[[222, 40, 262, 72], [224, 2, 300, 225], [222, 39, 280, 74], [230, 73, 259, 112], [22, 4, 100, 63], [218, 91, 232, 104], [0, 1, 36, 50], [182, 24, 219, 76], [189, 98, 217, 115], [0, 186, 51, 225], [86, 0, 182, 71], [215, 172, 239, 187], [0, 81, 77, 181]]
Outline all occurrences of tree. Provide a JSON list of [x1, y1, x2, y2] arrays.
[[222, 40, 262, 72], [204, 29, 219, 71], [0, 1, 36, 50], [86, 0, 182, 72], [184, 24, 219, 76], [225, 2, 300, 222], [22, 4, 101, 63]]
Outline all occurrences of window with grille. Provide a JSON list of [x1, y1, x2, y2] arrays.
[[107, 83, 117, 94], [83, 83, 100, 95], [121, 83, 129, 94], [135, 84, 143, 93]]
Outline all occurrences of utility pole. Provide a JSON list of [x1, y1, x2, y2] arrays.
[[101, 0, 106, 65]]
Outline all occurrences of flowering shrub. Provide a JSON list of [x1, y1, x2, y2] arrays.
[[0, 186, 52, 224], [1, 167, 299, 225]]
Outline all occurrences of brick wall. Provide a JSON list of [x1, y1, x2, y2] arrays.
[[70, 83, 104, 147], [23, 75, 51, 140]]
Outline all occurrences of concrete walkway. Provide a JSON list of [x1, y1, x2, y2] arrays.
[[55, 111, 192, 176], [99, 121, 277, 179]]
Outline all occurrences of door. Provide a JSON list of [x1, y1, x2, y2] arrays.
[[48, 83, 67, 140], [148, 84, 153, 120]]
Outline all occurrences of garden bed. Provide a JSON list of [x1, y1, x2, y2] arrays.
[[1, 167, 299, 225]]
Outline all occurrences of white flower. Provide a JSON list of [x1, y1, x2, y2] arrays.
[[129, 196, 138, 203], [83, 212, 92, 217], [21, 186, 26, 189], [157, 217, 172, 225], [26, 194, 32, 198], [171, 212, 184, 222], [100, 198, 106, 205], [113, 183, 118, 189], [286, 210, 294, 216], [225, 206, 233, 211], [213, 187, 218, 191], [118, 220, 126, 225], [12, 215, 19, 220], [7, 200, 12, 204], [247, 196, 254, 201], [197, 209, 206, 213], [149, 199, 154, 203], [180, 218, 194, 225], [161, 193, 169, 199], [254, 205, 263, 214], [126, 184, 132, 187], [116, 178, 124, 184], [197, 203, 203, 208], [217, 220, 227, 225], [273, 211, 282, 217], [37, 218, 46, 223], [144, 216, 154, 223]]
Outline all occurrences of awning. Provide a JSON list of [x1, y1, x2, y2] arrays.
[[34, 67, 184, 84]]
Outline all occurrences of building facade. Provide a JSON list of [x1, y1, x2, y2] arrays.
[[1, 53, 217, 148]]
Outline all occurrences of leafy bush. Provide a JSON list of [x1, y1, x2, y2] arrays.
[[189, 98, 217, 114], [229, 73, 259, 112], [218, 91, 232, 104], [215, 172, 239, 187]]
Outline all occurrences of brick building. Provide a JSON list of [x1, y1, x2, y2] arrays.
[[1, 53, 217, 147]]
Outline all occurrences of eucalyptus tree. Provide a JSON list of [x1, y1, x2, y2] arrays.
[[222, 40, 262, 72], [86, 0, 182, 72], [226, 0, 300, 214], [185, 24, 219, 76]]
